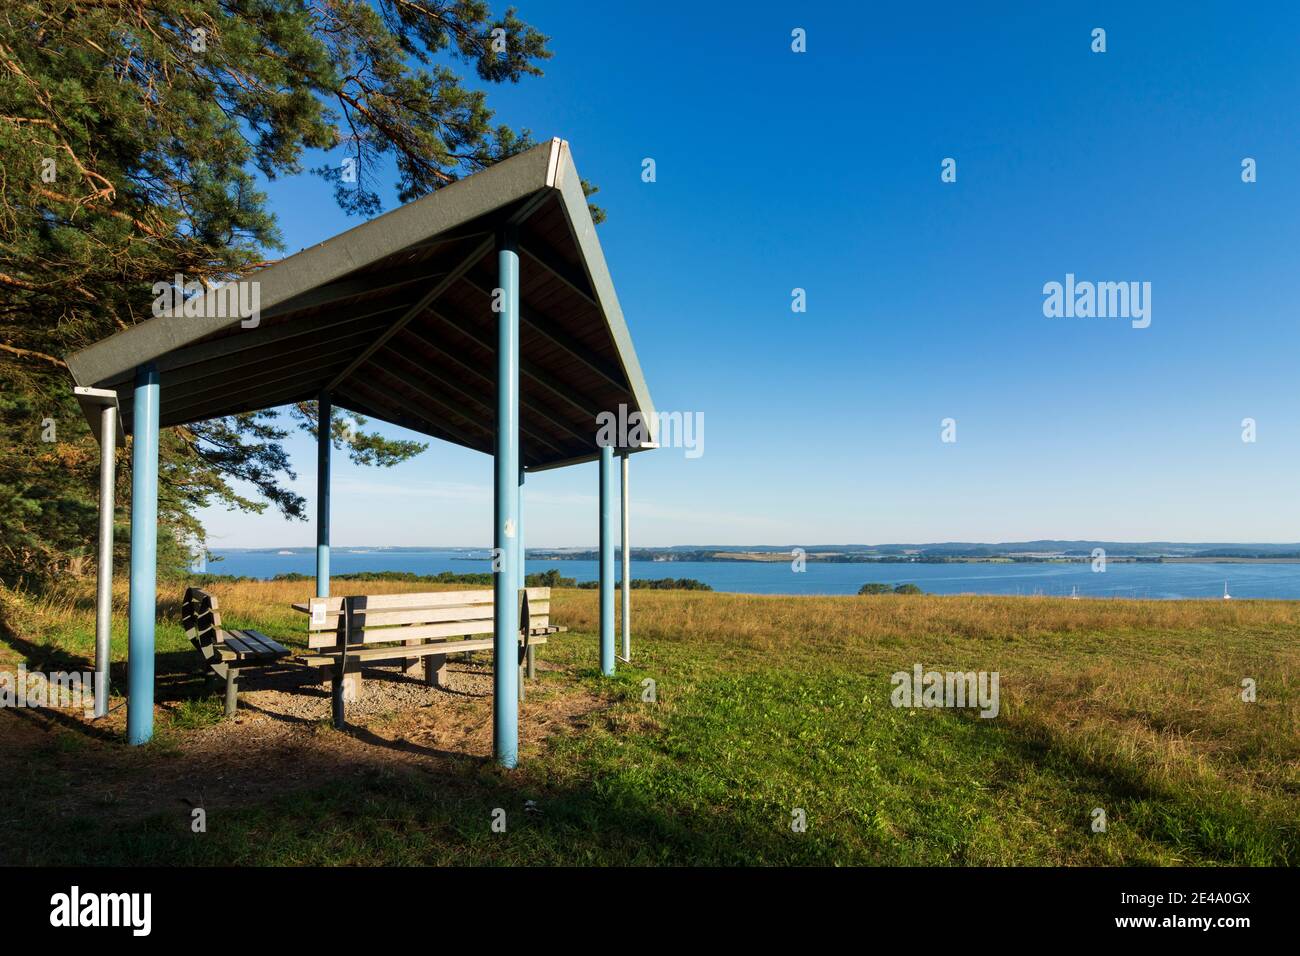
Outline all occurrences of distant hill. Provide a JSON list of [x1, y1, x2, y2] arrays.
[[527, 542, 1300, 563]]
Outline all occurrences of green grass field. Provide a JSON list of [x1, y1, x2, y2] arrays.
[[1, 579, 1296, 865]]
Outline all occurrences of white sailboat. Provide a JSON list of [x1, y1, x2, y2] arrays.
[[1070, 585, 1079, 600], [1223, 580, 1231, 601]]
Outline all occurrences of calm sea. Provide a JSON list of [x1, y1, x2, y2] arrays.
[[205, 549, 1300, 599]]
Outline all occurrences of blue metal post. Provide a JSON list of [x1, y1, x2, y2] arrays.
[[494, 226, 521, 768], [599, 443, 615, 676], [316, 391, 331, 598], [126, 364, 159, 745]]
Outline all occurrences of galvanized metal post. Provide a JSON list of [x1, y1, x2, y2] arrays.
[[316, 391, 331, 598], [127, 364, 159, 745], [493, 225, 521, 768], [599, 443, 615, 676], [620, 450, 631, 663], [94, 404, 116, 718]]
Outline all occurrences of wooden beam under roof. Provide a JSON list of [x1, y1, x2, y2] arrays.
[[460, 273, 627, 392], [397, 325, 596, 447]]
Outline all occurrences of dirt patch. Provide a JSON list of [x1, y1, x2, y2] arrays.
[[0, 657, 607, 832]]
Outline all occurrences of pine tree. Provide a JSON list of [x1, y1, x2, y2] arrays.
[[0, 1, 578, 586]]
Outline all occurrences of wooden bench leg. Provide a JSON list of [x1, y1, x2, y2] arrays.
[[330, 659, 362, 728], [322, 662, 363, 693], [225, 668, 240, 717], [403, 639, 422, 678], [423, 653, 447, 688], [331, 668, 346, 728]]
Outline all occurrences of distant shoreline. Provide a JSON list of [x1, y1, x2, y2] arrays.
[[213, 546, 1300, 566], [1164, 556, 1300, 564]]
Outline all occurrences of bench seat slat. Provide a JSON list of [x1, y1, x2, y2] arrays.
[[251, 632, 290, 656], [221, 633, 281, 662], [230, 629, 289, 658], [230, 630, 269, 655], [223, 635, 256, 658]]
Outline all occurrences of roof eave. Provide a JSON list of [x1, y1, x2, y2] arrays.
[[551, 142, 659, 448]]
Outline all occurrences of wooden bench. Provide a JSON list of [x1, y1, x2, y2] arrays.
[[293, 587, 565, 727], [182, 587, 290, 716]]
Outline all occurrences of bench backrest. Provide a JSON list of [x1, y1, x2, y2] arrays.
[[182, 587, 224, 656], [306, 588, 552, 649]]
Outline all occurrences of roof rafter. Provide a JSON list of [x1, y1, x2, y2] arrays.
[[424, 304, 606, 423], [520, 241, 597, 307], [326, 236, 496, 392], [338, 379, 488, 454], [396, 324, 595, 447], [372, 346, 570, 456], [460, 273, 627, 392]]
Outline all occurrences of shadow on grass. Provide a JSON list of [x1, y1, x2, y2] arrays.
[[0, 665, 806, 865], [7, 755, 813, 866], [0, 604, 327, 738]]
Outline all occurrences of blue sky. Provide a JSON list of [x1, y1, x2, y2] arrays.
[[198, 1, 1300, 549]]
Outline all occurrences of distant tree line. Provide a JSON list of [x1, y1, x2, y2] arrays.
[[858, 583, 924, 595], [186, 569, 712, 591]]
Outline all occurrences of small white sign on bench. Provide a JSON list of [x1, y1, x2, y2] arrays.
[[309, 599, 328, 629]]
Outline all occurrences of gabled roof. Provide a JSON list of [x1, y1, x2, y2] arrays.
[[65, 139, 655, 469]]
